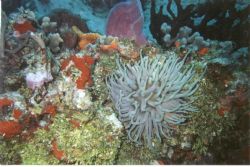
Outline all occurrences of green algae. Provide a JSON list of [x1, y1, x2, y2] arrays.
[[20, 129, 59, 165], [16, 106, 122, 165], [116, 139, 161, 165], [0, 140, 23, 164], [183, 72, 235, 155]]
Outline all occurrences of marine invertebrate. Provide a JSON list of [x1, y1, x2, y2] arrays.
[[150, 0, 250, 48], [0, 97, 24, 139], [61, 55, 95, 89], [100, 39, 119, 52], [161, 23, 210, 52], [13, 20, 36, 36], [41, 16, 57, 33], [42, 104, 57, 117], [78, 33, 100, 50], [72, 89, 92, 110], [72, 26, 100, 50], [25, 70, 53, 90], [106, 52, 201, 147], [0, 97, 25, 121], [106, 0, 147, 46], [0, 121, 23, 139], [61, 30, 78, 49], [12, 8, 36, 37], [51, 139, 65, 161], [47, 33, 63, 53]]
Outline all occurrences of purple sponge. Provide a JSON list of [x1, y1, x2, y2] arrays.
[[105, 0, 147, 46]]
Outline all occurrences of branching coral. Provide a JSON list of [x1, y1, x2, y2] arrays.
[[106, 51, 202, 147], [150, 0, 250, 48]]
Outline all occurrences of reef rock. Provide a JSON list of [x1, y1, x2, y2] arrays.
[[20, 109, 123, 164]]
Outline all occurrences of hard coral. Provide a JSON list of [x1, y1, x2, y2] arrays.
[[106, 52, 202, 147], [106, 0, 147, 46], [41, 17, 57, 33], [47, 33, 63, 53], [150, 0, 250, 48], [161, 23, 210, 52]]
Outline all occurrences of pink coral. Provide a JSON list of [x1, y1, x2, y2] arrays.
[[105, 0, 147, 46]]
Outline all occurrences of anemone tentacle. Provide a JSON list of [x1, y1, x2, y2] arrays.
[[106, 51, 201, 147]]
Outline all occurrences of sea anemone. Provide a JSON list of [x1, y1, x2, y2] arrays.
[[106, 51, 201, 147]]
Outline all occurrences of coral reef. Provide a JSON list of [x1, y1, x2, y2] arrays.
[[106, 52, 202, 147], [0, 2, 249, 164], [71, 26, 100, 50], [159, 20, 248, 60], [49, 9, 89, 34], [60, 29, 78, 49], [0, 92, 28, 139], [25, 70, 53, 90], [46, 33, 63, 53], [41, 17, 57, 33], [10, 7, 36, 37], [150, 0, 250, 48], [60, 54, 95, 89], [13, 20, 36, 36], [161, 23, 209, 52], [19, 110, 123, 164]]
